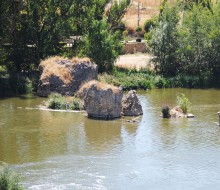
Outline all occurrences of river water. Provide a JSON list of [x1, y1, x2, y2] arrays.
[[0, 89, 220, 190]]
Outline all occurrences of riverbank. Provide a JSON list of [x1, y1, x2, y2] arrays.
[[0, 53, 219, 98], [109, 53, 217, 89], [99, 69, 217, 90]]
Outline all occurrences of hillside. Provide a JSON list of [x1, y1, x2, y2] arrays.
[[123, 0, 161, 28]]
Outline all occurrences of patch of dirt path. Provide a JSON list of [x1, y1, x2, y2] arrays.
[[115, 53, 153, 70]]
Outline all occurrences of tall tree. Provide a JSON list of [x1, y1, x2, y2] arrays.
[[1, 0, 131, 72]]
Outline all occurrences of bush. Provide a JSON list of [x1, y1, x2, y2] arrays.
[[70, 97, 84, 110], [46, 93, 66, 110], [122, 30, 128, 37], [45, 93, 84, 110], [126, 27, 135, 36], [99, 69, 155, 90], [177, 93, 191, 114], [0, 166, 23, 190], [161, 105, 170, 118], [135, 26, 142, 33], [144, 17, 158, 33]]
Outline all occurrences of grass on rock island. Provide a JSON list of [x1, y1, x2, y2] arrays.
[[43, 93, 84, 111]]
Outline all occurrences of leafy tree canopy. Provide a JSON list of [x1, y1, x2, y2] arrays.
[[0, 0, 131, 72]]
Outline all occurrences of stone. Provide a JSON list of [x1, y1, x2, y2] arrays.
[[170, 106, 184, 118], [187, 113, 195, 118], [121, 90, 143, 116], [170, 106, 195, 118], [37, 56, 98, 97], [78, 80, 123, 120]]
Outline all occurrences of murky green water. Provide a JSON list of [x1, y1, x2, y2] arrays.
[[0, 89, 220, 190]]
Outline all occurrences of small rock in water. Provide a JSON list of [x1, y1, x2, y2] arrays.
[[187, 113, 194, 118], [121, 90, 143, 116]]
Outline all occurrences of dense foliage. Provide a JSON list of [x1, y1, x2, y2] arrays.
[[0, 166, 23, 190], [0, 0, 130, 95], [82, 19, 122, 73], [44, 93, 84, 110], [150, 2, 220, 87], [177, 93, 191, 114], [0, 0, 130, 71]]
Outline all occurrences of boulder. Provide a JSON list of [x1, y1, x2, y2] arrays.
[[121, 90, 143, 116], [78, 80, 123, 120], [37, 56, 98, 97], [170, 106, 184, 118], [170, 106, 194, 118]]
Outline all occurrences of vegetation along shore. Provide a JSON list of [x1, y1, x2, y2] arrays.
[[1, 0, 220, 97]]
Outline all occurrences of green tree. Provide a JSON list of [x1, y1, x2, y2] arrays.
[[183, 0, 212, 11], [82, 19, 122, 73], [178, 5, 212, 76], [0, 0, 28, 72], [106, 0, 131, 30], [150, 4, 180, 76], [208, 2, 220, 83], [1, 0, 131, 72]]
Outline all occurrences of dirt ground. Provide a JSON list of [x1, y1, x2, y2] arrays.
[[123, 0, 161, 28], [115, 53, 153, 71], [123, 0, 175, 29]]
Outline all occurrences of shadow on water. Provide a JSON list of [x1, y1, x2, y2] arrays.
[[84, 118, 123, 153], [0, 94, 39, 100]]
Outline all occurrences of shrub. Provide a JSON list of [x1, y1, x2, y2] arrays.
[[126, 27, 135, 35], [177, 93, 191, 114], [46, 93, 66, 110], [161, 105, 171, 118], [122, 30, 128, 37], [70, 97, 84, 110], [144, 17, 158, 33], [0, 166, 23, 190], [99, 69, 154, 90], [144, 32, 152, 41], [135, 26, 142, 33], [156, 77, 168, 88], [45, 93, 84, 110]]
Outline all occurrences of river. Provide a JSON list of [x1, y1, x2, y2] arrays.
[[0, 89, 220, 190]]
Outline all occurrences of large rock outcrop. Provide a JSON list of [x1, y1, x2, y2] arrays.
[[37, 56, 98, 97], [121, 90, 143, 116], [78, 80, 123, 120]]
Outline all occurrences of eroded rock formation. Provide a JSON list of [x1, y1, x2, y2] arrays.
[[78, 80, 123, 119], [121, 90, 143, 116], [37, 56, 98, 97]]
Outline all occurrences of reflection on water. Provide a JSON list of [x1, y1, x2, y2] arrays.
[[84, 119, 122, 153], [0, 89, 220, 190]]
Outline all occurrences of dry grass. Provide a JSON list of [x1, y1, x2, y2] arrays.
[[40, 56, 91, 85], [123, 0, 176, 28], [71, 57, 91, 64], [114, 53, 154, 71], [78, 80, 121, 95], [40, 56, 72, 84]]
